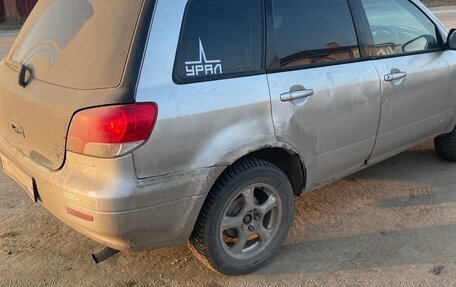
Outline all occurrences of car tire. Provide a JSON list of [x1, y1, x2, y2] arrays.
[[190, 158, 294, 275], [434, 128, 456, 161]]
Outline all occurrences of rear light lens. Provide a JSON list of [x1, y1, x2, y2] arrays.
[[67, 103, 157, 158], [67, 207, 94, 222]]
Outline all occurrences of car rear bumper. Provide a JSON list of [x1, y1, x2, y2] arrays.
[[0, 135, 224, 251]]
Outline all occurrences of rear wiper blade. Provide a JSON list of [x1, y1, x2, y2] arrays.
[[19, 64, 32, 88]]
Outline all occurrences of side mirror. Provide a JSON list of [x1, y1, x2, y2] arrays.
[[446, 29, 456, 50], [402, 35, 436, 53]]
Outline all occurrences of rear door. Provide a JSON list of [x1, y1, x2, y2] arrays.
[[359, 0, 456, 161], [266, 0, 382, 186], [0, 0, 154, 169]]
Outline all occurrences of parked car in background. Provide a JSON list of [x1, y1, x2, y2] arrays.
[[1, 0, 456, 275]]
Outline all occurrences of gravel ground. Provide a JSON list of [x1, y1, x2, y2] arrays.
[[1, 7, 456, 287]]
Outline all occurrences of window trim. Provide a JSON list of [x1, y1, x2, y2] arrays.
[[356, 0, 446, 60], [172, 0, 266, 85], [266, 0, 365, 73], [267, 57, 374, 75], [348, 0, 374, 57]]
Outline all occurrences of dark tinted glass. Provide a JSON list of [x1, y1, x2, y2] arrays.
[[361, 0, 441, 57], [271, 0, 360, 69], [174, 0, 263, 83]]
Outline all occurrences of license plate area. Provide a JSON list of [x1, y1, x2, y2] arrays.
[[1, 155, 37, 202]]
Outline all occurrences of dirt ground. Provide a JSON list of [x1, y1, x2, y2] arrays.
[[3, 141, 456, 287], [423, 0, 456, 7], [1, 7, 456, 287]]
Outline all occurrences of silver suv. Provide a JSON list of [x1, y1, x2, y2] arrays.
[[1, 0, 456, 275]]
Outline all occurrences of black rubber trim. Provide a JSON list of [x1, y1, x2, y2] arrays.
[[18, 64, 32, 88], [128, 0, 157, 99]]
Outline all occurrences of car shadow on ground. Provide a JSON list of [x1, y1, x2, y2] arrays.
[[260, 223, 456, 276], [252, 140, 456, 276]]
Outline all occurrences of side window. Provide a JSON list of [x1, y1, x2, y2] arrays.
[[270, 0, 360, 69], [361, 0, 441, 57], [174, 0, 263, 84]]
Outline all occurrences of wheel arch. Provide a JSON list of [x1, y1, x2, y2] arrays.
[[211, 144, 307, 197]]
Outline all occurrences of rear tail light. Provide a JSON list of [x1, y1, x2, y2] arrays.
[[67, 103, 157, 158]]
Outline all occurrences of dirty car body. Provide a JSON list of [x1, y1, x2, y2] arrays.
[[0, 0, 456, 275]]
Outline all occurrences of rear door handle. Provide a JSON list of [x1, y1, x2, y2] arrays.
[[280, 89, 314, 102], [384, 72, 407, 82]]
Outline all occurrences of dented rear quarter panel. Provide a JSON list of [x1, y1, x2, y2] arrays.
[[133, 0, 277, 179]]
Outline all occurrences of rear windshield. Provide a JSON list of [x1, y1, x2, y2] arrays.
[[7, 0, 144, 90]]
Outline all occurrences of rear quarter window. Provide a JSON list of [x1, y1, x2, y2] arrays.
[[8, 0, 145, 90], [173, 0, 264, 84]]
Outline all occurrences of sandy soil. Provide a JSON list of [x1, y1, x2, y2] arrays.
[[423, 0, 456, 7], [1, 7, 456, 287], [1, 141, 456, 287]]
